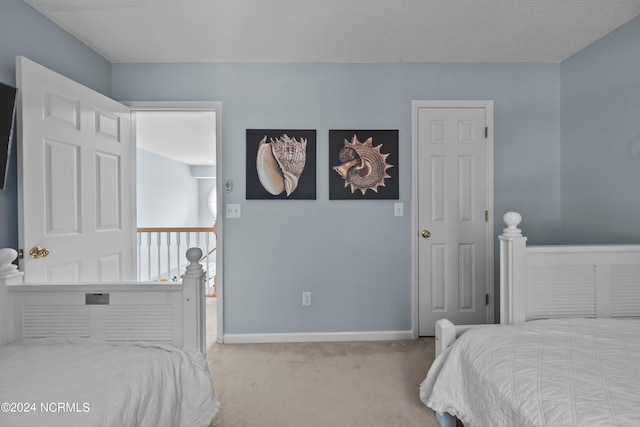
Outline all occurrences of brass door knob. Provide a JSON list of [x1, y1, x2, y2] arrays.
[[29, 246, 50, 259], [421, 230, 431, 239]]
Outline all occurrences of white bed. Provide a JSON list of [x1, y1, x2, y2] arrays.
[[420, 212, 640, 427], [0, 247, 219, 427]]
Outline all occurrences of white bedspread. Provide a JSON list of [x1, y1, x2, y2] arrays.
[[0, 338, 219, 427], [420, 318, 640, 427]]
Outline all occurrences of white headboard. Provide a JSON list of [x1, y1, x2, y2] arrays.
[[0, 247, 206, 352], [499, 212, 640, 324]]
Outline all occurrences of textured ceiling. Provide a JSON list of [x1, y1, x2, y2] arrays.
[[21, 1, 640, 166], [23, 0, 640, 64]]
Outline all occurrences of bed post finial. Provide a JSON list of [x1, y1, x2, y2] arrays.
[[0, 248, 23, 280], [502, 211, 522, 237], [185, 247, 204, 276]]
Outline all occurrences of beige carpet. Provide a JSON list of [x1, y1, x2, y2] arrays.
[[204, 300, 440, 427]]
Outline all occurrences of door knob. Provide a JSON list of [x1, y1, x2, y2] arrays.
[[29, 246, 50, 259], [421, 230, 431, 239]]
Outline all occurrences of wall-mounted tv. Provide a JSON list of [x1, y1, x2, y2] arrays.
[[0, 81, 17, 190]]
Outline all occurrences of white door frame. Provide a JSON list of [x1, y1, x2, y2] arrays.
[[126, 101, 224, 343], [411, 100, 494, 338]]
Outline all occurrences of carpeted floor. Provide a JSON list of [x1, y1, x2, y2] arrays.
[[204, 299, 440, 427]]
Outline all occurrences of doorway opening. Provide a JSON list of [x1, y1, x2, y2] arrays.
[[128, 101, 223, 344]]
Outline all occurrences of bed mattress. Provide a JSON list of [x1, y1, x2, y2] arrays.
[[420, 318, 640, 427], [0, 338, 219, 427]]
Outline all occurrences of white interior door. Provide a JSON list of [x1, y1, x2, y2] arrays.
[[414, 101, 493, 335], [17, 56, 135, 282]]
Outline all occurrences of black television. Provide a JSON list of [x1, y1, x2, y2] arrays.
[[0, 81, 17, 190]]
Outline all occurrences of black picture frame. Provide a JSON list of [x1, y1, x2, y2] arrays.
[[329, 129, 399, 200], [246, 129, 317, 200]]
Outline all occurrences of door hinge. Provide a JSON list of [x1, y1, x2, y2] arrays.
[[485, 127, 488, 139], [485, 210, 489, 222], [485, 294, 489, 305], [18, 248, 24, 260]]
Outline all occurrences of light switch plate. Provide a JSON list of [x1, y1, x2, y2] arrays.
[[226, 204, 241, 218], [394, 202, 404, 217]]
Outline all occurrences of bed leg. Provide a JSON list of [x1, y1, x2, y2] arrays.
[[435, 411, 458, 427]]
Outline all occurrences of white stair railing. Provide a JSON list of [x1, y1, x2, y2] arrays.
[[136, 227, 216, 295]]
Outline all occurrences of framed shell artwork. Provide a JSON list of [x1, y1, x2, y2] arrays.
[[329, 129, 399, 200], [246, 129, 317, 200]]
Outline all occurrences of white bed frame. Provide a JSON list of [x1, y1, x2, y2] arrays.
[[0, 247, 207, 353], [434, 211, 640, 427]]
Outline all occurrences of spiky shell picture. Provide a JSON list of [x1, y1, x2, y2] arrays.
[[329, 130, 399, 200]]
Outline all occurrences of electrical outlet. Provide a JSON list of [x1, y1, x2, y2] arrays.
[[394, 202, 403, 217], [302, 291, 311, 306], [226, 204, 241, 218]]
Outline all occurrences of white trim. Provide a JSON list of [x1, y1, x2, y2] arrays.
[[411, 100, 495, 338], [411, 102, 420, 339], [223, 330, 414, 344], [125, 101, 221, 111], [125, 101, 224, 343]]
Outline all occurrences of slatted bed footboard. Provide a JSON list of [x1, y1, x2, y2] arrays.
[[0, 247, 207, 352], [499, 211, 640, 324], [435, 210, 640, 356]]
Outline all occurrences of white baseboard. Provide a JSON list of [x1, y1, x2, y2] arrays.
[[222, 330, 414, 344]]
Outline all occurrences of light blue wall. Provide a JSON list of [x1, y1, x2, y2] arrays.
[[0, 0, 111, 249], [4, 0, 636, 335], [113, 63, 561, 333], [560, 16, 640, 244], [137, 149, 201, 227]]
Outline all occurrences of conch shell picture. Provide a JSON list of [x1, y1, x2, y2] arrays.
[[246, 129, 316, 200], [256, 134, 307, 196], [330, 130, 398, 200]]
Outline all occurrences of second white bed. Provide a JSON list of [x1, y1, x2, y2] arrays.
[[420, 212, 640, 426], [420, 317, 640, 426]]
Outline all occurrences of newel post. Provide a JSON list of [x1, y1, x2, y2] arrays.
[[0, 248, 24, 347], [498, 212, 528, 324], [182, 247, 206, 353]]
